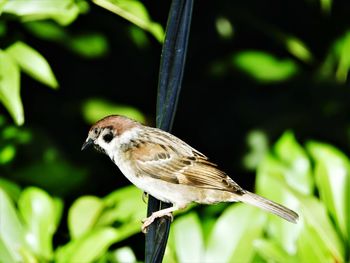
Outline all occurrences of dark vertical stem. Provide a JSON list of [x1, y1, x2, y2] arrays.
[[156, 0, 194, 132], [145, 0, 193, 262]]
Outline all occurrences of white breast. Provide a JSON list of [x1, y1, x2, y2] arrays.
[[108, 127, 144, 185], [106, 127, 199, 207]]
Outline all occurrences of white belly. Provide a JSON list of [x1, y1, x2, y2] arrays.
[[110, 144, 232, 207], [112, 152, 198, 207]]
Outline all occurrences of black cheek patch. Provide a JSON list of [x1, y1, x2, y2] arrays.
[[103, 133, 114, 143]]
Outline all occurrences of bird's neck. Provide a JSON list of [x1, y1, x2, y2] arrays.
[[108, 127, 142, 160]]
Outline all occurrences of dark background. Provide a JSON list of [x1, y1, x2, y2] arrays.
[[1, 0, 350, 260], [5, 0, 350, 216], [10, 0, 350, 198]]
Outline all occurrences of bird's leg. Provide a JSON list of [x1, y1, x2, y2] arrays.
[[141, 206, 180, 233]]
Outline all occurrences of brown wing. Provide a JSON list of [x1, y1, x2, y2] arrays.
[[176, 155, 244, 194], [127, 129, 244, 194]]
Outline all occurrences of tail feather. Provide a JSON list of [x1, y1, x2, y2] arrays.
[[238, 191, 299, 223]]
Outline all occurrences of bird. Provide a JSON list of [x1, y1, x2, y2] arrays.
[[82, 115, 298, 233]]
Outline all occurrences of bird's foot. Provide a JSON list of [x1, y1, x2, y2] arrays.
[[141, 211, 173, 233]]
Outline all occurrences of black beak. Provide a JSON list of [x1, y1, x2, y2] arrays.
[[81, 138, 94, 151]]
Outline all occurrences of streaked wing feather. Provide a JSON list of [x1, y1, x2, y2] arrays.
[[177, 156, 244, 193], [128, 129, 244, 194]]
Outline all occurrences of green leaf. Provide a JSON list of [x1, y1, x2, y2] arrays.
[[24, 21, 68, 42], [24, 22, 109, 59], [0, 144, 16, 164], [320, 0, 332, 14], [82, 98, 145, 124], [6, 41, 58, 89], [243, 130, 269, 170], [102, 186, 145, 217], [68, 196, 105, 239], [17, 247, 37, 263], [335, 31, 350, 83], [1, 125, 32, 143], [205, 204, 266, 263], [68, 33, 109, 58], [290, 189, 344, 262], [0, 189, 26, 262], [215, 16, 234, 40], [255, 154, 301, 254], [109, 247, 136, 263], [128, 25, 150, 49], [55, 227, 119, 263], [53, 197, 64, 232], [96, 186, 145, 241], [232, 50, 299, 83], [172, 213, 204, 262], [0, 239, 16, 263], [0, 0, 8, 14], [254, 239, 297, 263], [23, 21, 70, 43], [0, 177, 21, 202], [2, 0, 80, 25], [317, 34, 346, 82], [284, 37, 313, 63], [92, 0, 164, 42], [62, 187, 145, 247], [0, 50, 23, 125], [297, 223, 338, 263], [18, 187, 62, 260], [274, 131, 313, 195], [306, 141, 349, 241], [164, 229, 177, 263]]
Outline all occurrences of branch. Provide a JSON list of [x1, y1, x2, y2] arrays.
[[145, 0, 194, 262]]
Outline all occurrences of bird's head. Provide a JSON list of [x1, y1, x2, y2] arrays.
[[81, 115, 139, 155]]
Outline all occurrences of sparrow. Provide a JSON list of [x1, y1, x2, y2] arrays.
[[82, 115, 298, 233]]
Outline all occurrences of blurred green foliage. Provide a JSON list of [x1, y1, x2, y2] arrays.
[[1, 132, 348, 262], [2, 0, 82, 26], [92, 0, 164, 42], [0, 182, 143, 263], [233, 51, 299, 83], [0, 0, 87, 125], [215, 16, 234, 40], [24, 21, 110, 58], [6, 41, 58, 88], [0, 116, 31, 165], [0, 49, 23, 125], [1, 0, 350, 262], [0, 0, 163, 125], [243, 130, 269, 170], [82, 98, 145, 124], [163, 132, 349, 263]]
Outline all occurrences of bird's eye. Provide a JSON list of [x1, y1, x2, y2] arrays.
[[103, 133, 114, 143]]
